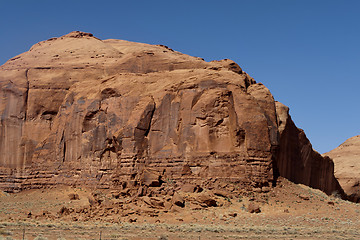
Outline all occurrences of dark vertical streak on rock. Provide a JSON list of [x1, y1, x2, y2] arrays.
[[60, 131, 66, 162], [134, 99, 156, 157], [23, 69, 30, 120], [144, 101, 155, 137]]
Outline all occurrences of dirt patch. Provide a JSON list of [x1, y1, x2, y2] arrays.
[[0, 178, 359, 239]]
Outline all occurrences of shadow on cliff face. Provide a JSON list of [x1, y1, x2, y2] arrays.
[[274, 102, 347, 201]]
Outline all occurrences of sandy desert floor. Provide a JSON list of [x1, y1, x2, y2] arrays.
[[0, 178, 359, 240]]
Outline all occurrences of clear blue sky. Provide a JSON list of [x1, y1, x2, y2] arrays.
[[1, 0, 359, 153]]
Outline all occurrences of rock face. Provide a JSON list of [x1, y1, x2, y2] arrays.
[[275, 102, 345, 197], [324, 135, 360, 202], [0, 31, 345, 200]]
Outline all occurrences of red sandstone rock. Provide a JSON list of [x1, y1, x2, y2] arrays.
[[0, 31, 348, 202], [180, 183, 202, 193], [298, 194, 310, 201], [58, 206, 70, 216], [197, 193, 217, 207], [228, 212, 237, 217], [0, 31, 276, 193], [143, 196, 165, 208], [68, 193, 80, 200], [275, 102, 345, 198], [247, 202, 261, 213], [213, 190, 229, 199], [324, 135, 360, 202], [139, 170, 162, 187], [172, 192, 185, 208]]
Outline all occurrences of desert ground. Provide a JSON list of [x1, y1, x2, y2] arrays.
[[0, 178, 358, 240]]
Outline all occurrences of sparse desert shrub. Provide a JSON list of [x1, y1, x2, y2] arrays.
[[331, 190, 342, 199], [34, 234, 48, 240], [158, 235, 168, 240], [0, 229, 12, 236], [240, 204, 247, 211], [0, 237, 14, 240]]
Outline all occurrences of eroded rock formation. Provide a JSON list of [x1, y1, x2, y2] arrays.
[[0, 31, 346, 201], [275, 102, 345, 197], [324, 135, 360, 202]]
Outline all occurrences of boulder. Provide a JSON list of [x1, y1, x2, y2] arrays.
[[298, 194, 310, 201], [172, 192, 185, 207], [68, 193, 80, 200], [213, 189, 229, 198], [142, 196, 165, 208], [139, 171, 161, 187], [197, 193, 217, 207], [58, 206, 71, 216], [228, 212, 237, 217], [180, 183, 202, 193], [247, 202, 261, 213]]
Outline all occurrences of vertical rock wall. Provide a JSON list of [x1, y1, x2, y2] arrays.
[[275, 102, 345, 197]]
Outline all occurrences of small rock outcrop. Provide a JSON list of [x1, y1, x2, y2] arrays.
[[324, 135, 360, 202], [0, 32, 347, 201]]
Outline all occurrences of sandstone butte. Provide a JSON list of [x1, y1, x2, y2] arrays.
[[324, 135, 360, 202], [0, 31, 348, 201]]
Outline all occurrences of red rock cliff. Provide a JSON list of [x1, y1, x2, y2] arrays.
[[275, 102, 345, 197], [0, 32, 275, 192], [324, 135, 360, 202], [0, 32, 345, 200]]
